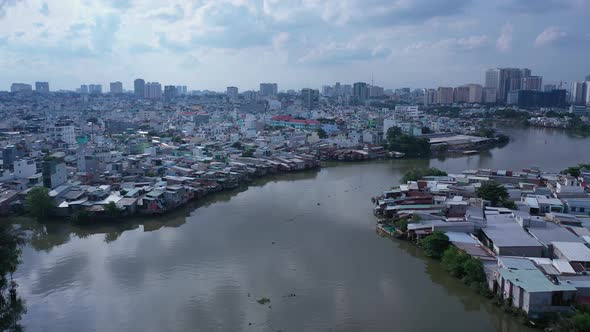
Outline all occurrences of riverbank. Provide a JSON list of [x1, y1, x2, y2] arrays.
[[372, 165, 590, 331]]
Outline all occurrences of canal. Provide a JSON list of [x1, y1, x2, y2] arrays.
[[12, 127, 590, 331]]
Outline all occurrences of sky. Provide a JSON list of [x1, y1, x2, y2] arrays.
[[0, 0, 589, 91]]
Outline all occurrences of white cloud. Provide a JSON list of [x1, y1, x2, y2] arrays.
[[272, 32, 290, 49], [496, 23, 512, 52], [534, 26, 567, 47], [404, 35, 489, 53]]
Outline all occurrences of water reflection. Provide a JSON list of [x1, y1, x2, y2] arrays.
[[11, 126, 590, 332], [13, 169, 321, 251]]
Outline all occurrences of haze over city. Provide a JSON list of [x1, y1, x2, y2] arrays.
[[1, 0, 589, 90], [3, 1, 590, 332]]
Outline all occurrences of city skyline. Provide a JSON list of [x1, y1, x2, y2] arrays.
[[0, 1, 589, 91]]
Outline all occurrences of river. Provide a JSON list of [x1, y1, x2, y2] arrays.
[[11, 126, 590, 331]]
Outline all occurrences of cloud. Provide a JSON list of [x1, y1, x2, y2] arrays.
[[102, 0, 133, 10], [534, 26, 567, 47], [39, 2, 48, 16], [498, 0, 587, 13], [297, 38, 391, 65], [262, 0, 472, 27], [272, 32, 290, 49], [404, 35, 489, 53], [147, 4, 184, 23], [496, 23, 512, 52], [91, 14, 121, 54], [0, 0, 21, 18]]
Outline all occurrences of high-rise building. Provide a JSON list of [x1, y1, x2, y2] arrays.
[[586, 83, 590, 106], [243, 90, 257, 102], [10, 83, 32, 92], [259, 83, 278, 97], [521, 76, 543, 91], [145, 82, 162, 99], [334, 82, 341, 97], [35, 82, 49, 93], [462, 84, 483, 103], [89, 84, 102, 94], [485, 68, 531, 101], [164, 85, 178, 101], [453, 86, 470, 103], [572, 82, 587, 105], [513, 89, 566, 108], [436, 87, 453, 104], [134, 78, 145, 98], [369, 85, 384, 97], [175, 85, 187, 95], [543, 84, 556, 92], [301, 88, 320, 110], [424, 89, 437, 106], [585, 75, 590, 82], [352, 82, 369, 103], [482, 87, 498, 103], [226, 86, 239, 100], [80, 85, 89, 94], [110, 81, 123, 94]]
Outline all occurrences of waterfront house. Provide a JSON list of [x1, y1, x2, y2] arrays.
[[493, 256, 577, 317], [480, 213, 544, 257], [552, 242, 590, 273]]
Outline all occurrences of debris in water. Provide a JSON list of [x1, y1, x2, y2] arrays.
[[257, 297, 271, 305]]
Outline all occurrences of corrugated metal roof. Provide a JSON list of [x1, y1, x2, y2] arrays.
[[553, 241, 590, 262]]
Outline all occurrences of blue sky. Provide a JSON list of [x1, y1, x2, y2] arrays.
[[0, 0, 589, 91]]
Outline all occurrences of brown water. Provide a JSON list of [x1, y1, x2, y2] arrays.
[[12, 126, 590, 331]]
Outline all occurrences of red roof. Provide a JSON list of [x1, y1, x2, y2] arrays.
[[271, 115, 319, 125]]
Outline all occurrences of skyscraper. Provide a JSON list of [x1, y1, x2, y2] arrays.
[[35, 82, 49, 93], [462, 84, 483, 103], [453, 86, 470, 103], [10, 83, 32, 92], [145, 82, 162, 99], [134, 78, 145, 98], [572, 82, 587, 105], [164, 85, 178, 101], [175, 85, 187, 95], [482, 87, 497, 103], [110, 81, 123, 94], [585, 75, 590, 81], [436, 87, 454, 104], [80, 85, 88, 94], [301, 88, 320, 110], [226, 86, 239, 100], [485, 68, 531, 101], [424, 89, 437, 106], [521, 76, 543, 91], [89, 84, 102, 94], [259, 83, 278, 97], [352, 82, 368, 103]]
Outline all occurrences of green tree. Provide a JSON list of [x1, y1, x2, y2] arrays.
[[419, 231, 450, 259], [476, 181, 509, 207], [401, 168, 448, 183], [25, 187, 55, 220], [317, 128, 328, 139], [441, 246, 469, 278], [385, 127, 431, 157], [572, 312, 590, 332], [463, 257, 486, 284], [394, 219, 409, 232], [104, 202, 121, 219], [0, 223, 26, 331]]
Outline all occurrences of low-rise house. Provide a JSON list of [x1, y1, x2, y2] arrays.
[[494, 257, 577, 317], [552, 242, 590, 272]]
